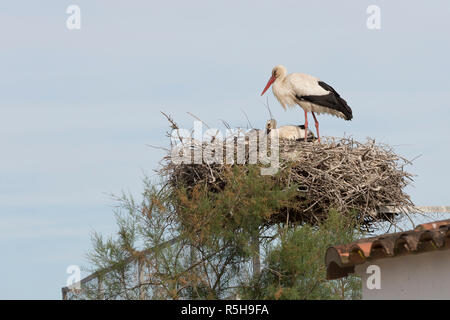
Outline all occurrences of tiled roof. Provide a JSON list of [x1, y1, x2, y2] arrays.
[[325, 219, 450, 280]]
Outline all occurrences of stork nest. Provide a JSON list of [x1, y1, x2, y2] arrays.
[[159, 119, 415, 231]]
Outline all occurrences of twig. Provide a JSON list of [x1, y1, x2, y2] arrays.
[[187, 112, 210, 129]]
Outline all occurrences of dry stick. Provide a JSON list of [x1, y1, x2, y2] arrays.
[[161, 111, 179, 129], [265, 96, 274, 120], [257, 97, 274, 121], [240, 108, 254, 129], [161, 111, 186, 145], [187, 112, 211, 129], [146, 144, 170, 152], [220, 119, 231, 130]]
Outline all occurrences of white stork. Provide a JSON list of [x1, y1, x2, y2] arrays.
[[261, 65, 352, 142], [265, 119, 314, 141]]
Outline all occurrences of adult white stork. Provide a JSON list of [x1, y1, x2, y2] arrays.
[[261, 65, 352, 143]]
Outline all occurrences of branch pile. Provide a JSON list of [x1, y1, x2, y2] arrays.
[[159, 117, 415, 231]]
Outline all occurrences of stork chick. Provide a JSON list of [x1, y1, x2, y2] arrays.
[[265, 119, 314, 141]]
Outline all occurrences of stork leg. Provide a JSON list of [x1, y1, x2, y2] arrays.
[[303, 109, 308, 142], [311, 112, 321, 143]]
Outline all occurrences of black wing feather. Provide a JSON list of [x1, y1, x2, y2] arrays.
[[297, 81, 353, 120]]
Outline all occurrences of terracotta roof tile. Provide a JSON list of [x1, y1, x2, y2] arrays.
[[325, 219, 450, 280]]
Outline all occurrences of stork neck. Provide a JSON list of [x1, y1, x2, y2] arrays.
[[273, 76, 287, 91], [275, 71, 286, 83], [276, 67, 287, 82]]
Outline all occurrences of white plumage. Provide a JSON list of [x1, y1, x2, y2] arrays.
[[265, 119, 314, 141], [261, 65, 353, 143]]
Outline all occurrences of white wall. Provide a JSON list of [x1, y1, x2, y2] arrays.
[[355, 249, 450, 299]]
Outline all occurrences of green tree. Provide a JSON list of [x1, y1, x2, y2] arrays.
[[240, 210, 362, 300], [81, 166, 362, 300]]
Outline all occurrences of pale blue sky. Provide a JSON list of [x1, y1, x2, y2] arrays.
[[1, 1, 449, 299]]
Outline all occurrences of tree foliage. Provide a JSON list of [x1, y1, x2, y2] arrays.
[[240, 210, 362, 300], [84, 166, 362, 300]]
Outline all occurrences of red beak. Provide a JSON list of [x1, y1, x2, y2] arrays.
[[261, 76, 275, 96]]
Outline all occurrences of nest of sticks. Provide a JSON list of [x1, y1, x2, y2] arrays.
[[159, 115, 415, 231]]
